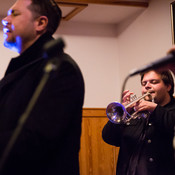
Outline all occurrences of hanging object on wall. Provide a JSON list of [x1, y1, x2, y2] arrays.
[[171, 1, 175, 44]]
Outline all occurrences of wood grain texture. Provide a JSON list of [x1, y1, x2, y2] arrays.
[[79, 108, 119, 175]]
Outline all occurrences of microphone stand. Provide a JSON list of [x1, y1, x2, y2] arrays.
[[0, 38, 65, 172]]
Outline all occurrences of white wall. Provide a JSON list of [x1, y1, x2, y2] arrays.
[[0, 0, 174, 108], [56, 35, 120, 108], [117, 0, 174, 96], [0, 30, 120, 108]]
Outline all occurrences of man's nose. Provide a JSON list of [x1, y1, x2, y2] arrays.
[[2, 16, 10, 26], [145, 82, 152, 89]]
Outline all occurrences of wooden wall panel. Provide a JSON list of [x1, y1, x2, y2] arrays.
[[79, 108, 119, 175]]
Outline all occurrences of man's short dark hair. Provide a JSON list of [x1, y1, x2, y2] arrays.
[[141, 69, 174, 96], [28, 0, 62, 35]]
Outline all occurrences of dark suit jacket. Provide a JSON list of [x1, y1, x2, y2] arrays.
[[0, 33, 84, 175], [102, 98, 175, 175]]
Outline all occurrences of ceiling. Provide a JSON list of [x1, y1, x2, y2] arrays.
[[57, 0, 149, 24], [0, 0, 149, 36], [57, 0, 149, 36], [0, 0, 149, 24]]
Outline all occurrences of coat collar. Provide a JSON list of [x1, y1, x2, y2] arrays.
[[5, 32, 54, 76]]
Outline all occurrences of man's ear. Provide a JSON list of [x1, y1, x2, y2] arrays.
[[167, 84, 172, 93], [35, 16, 48, 33]]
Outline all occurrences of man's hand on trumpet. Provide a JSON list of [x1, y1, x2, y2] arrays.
[[122, 90, 157, 117], [122, 90, 134, 113], [122, 90, 133, 104], [133, 99, 157, 114]]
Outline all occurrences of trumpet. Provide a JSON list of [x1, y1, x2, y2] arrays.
[[106, 92, 152, 124]]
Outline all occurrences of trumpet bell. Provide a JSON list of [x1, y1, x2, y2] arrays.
[[106, 102, 128, 124], [106, 102, 151, 124]]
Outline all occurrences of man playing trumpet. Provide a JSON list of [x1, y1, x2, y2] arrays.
[[102, 69, 175, 175]]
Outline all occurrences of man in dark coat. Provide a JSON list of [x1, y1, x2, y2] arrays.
[[103, 70, 175, 175], [0, 0, 84, 175]]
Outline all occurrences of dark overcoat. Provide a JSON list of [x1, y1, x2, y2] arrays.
[[0, 33, 84, 175]]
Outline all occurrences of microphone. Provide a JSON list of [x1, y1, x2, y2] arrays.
[[129, 51, 175, 76], [43, 37, 65, 58]]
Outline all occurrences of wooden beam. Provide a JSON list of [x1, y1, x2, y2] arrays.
[[58, 3, 88, 21], [56, 0, 149, 7]]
